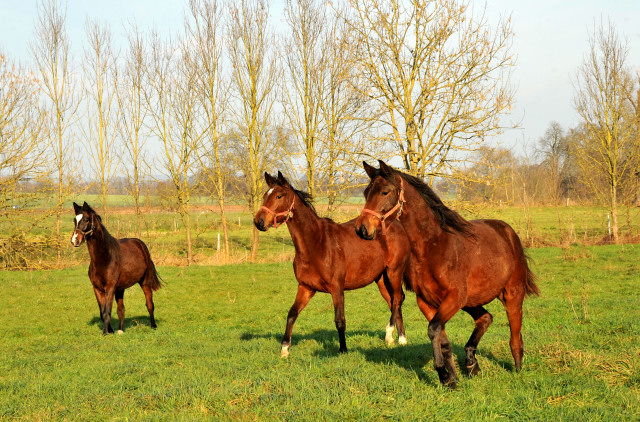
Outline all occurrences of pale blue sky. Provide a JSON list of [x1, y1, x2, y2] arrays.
[[1, 0, 639, 155]]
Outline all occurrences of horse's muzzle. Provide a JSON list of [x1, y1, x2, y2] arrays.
[[254, 218, 268, 232], [355, 222, 376, 240], [70, 231, 83, 247]]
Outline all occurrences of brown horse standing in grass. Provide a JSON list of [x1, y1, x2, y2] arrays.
[[355, 161, 539, 388], [71, 202, 162, 334], [254, 172, 411, 357]]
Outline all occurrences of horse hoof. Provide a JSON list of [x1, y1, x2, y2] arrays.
[[280, 346, 290, 358], [444, 379, 457, 389], [398, 336, 407, 345], [385, 336, 395, 345], [466, 361, 480, 376], [117, 330, 124, 335], [338, 348, 348, 354]]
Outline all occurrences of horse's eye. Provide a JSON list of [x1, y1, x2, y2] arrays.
[[381, 191, 390, 196], [276, 195, 283, 199]]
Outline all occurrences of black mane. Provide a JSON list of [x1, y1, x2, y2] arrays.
[[377, 167, 473, 236], [88, 209, 121, 253], [275, 178, 318, 216]]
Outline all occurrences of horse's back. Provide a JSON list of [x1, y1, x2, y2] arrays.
[[117, 238, 152, 288], [460, 219, 530, 304]]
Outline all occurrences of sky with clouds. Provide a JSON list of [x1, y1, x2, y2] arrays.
[[1, 0, 639, 156]]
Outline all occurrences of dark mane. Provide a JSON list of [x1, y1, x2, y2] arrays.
[[379, 167, 473, 236], [293, 188, 317, 215], [91, 210, 121, 253], [276, 178, 317, 216]]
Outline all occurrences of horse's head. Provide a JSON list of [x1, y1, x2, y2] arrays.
[[253, 171, 296, 231], [71, 201, 98, 247], [355, 160, 405, 240]]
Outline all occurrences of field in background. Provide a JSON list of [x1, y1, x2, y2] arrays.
[[0, 245, 638, 420], [4, 195, 640, 268]]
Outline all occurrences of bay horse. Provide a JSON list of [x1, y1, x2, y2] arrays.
[[254, 171, 410, 357], [71, 201, 162, 334], [355, 161, 539, 388]]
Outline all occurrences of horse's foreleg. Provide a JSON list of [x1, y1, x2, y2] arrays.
[[375, 276, 396, 344], [115, 289, 125, 334], [331, 288, 347, 353], [140, 283, 157, 329], [420, 295, 459, 388], [281, 285, 315, 357], [102, 289, 115, 335], [92, 287, 112, 334], [461, 305, 493, 376], [383, 270, 407, 346]]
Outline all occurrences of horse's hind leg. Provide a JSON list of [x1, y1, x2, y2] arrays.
[[281, 284, 315, 357], [501, 289, 526, 371], [140, 283, 157, 329], [461, 305, 493, 376], [115, 289, 125, 333]]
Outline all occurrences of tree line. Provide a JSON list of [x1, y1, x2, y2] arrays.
[[0, 0, 638, 268]]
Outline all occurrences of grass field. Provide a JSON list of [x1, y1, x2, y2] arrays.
[[1, 244, 638, 420]]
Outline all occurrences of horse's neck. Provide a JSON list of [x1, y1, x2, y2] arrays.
[[285, 201, 322, 257], [402, 185, 443, 242], [86, 227, 115, 264]]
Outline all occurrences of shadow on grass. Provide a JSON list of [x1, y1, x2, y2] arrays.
[[87, 315, 159, 332], [241, 328, 514, 383]]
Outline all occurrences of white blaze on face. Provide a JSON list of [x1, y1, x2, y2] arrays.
[[266, 187, 274, 197], [71, 214, 82, 245]]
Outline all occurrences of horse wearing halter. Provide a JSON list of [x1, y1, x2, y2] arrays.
[[77, 216, 96, 238], [260, 197, 295, 229], [362, 178, 405, 235]]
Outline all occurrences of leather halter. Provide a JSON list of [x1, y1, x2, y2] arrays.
[[76, 218, 95, 238], [361, 178, 405, 236], [260, 197, 295, 229]]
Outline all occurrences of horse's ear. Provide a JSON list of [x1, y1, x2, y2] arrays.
[[378, 160, 394, 176], [73, 202, 81, 214], [82, 202, 94, 214], [264, 172, 277, 187], [277, 171, 289, 187], [363, 161, 377, 179]]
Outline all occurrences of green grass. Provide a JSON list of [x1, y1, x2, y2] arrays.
[[1, 244, 638, 420]]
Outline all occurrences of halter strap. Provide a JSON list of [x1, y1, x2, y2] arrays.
[[76, 219, 95, 238], [361, 178, 405, 236], [260, 198, 295, 229]]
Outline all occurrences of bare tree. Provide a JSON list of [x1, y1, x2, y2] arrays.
[[187, 0, 231, 258], [0, 52, 49, 267], [82, 19, 119, 217], [537, 121, 570, 204], [227, 0, 280, 261], [145, 32, 204, 264], [572, 21, 638, 242], [30, 0, 78, 261], [343, 0, 515, 179], [282, 0, 326, 199], [115, 24, 149, 235], [318, 7, 380, 213]]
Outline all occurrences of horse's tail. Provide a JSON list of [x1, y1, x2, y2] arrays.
[[524, 257, 539, 297], [507, 225, 539, 297], [146, 258, 164, 291], [140, 239, 163, 291]]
